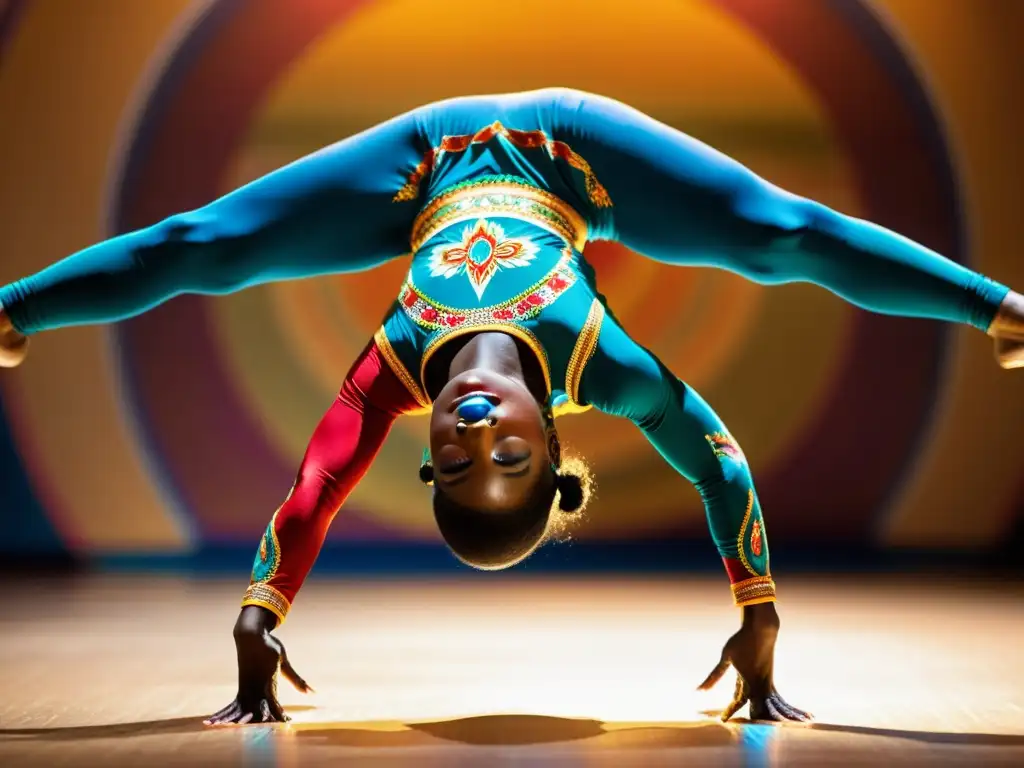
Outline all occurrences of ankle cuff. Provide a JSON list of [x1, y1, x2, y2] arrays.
[[242, 583, 291, 624], [731, 576, 776, 606]]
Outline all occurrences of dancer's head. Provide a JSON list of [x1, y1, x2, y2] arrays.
[[423, 368, 589, 569]]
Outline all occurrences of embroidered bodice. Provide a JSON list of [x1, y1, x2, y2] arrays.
[[376, 174, 606, 416]]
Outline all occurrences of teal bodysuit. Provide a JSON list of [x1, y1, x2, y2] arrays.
[[0, 89, 1009, 615], [376, 166, 776, 607]]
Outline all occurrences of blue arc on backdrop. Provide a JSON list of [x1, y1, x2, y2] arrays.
[[457, 396, 497, 424]]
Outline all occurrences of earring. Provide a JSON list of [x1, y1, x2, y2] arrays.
[[419, 447, 434, 487], [541, 402, 555, 427], [547, 430, 562, 472]]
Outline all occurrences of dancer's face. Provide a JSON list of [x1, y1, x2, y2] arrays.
[[428, 369, 558, 511]]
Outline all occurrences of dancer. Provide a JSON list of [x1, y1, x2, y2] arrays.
[[2, 89, 1020, 726]]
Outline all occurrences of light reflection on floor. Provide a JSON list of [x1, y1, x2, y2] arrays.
[[1, 575, 1022, 766]]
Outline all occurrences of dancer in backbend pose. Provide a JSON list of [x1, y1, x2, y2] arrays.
[[3, 89, 1021, 726]]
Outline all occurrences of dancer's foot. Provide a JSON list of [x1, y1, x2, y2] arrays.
[[0, 307, 29, 368], [988, 291, 1024, 369], [995, 337, 1024, 369]]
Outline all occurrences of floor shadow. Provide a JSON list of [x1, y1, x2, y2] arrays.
[[412, 714, 606, 745], [0, 706, 318, 742], [0, 716, 207, 741], [292, 714, 736, 749], [4, 711, 1022, 751]]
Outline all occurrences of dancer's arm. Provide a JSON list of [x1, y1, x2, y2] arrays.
[[579, 311, 810, 722], [0, 109, 428, 335], [578, 307, 772, 607], [243, 338, 420, 623], [207, 338, 421, 726], [550, 89, 1008, 331]]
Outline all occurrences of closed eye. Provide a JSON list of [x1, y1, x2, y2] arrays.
[[438, 457, 473, 476], [493, 452, 530, 467]]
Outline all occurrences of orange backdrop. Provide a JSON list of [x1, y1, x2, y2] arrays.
[[0, 0, 1021, 555]]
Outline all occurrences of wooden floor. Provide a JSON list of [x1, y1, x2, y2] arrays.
[[1, 574, 1022, 766]]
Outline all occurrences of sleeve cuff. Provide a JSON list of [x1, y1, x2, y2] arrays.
[[242, 583, 292, 624], [730, 576, 776, 607]]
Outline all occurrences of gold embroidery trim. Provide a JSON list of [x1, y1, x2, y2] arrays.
[[394, 121, 612, 209], [416, 198, 578, 254], [420, 322, 551, 400], [374, 327, 431, 411], [242, 582, 292, 624], [736, 489, 759, 577], [731, 576, 776, 607], [552, 400, 590, 417], [553, 142, 613, 209], [411, 180, 588, 252], [565, 299, 605, 409]]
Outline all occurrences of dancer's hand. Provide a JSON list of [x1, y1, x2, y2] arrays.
[[204, 605, 313, 726], [697, 602, 811, 723], [0, 307, 29, 368]]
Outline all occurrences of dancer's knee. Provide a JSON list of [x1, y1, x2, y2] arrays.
[[147, 213, 254, 295]]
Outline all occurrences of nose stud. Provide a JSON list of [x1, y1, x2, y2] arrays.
[[456, 395, 496, 424], [455, 395, 499, 434]]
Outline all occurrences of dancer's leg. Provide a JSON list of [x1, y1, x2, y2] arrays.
[[551, 90, 1016, 343], [0, 109, 428, 336]]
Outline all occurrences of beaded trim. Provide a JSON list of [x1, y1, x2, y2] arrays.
[[731, 576, 777, 607], [411, 177, 588, 253], [373, 327, 430, 410], [242, 582, 292, 624], [565, 299, 605, 409], [393, 122, 612, 210]]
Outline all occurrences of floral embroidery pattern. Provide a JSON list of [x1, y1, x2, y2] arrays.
[[736, 489, 767, 578], [251, 510, 281, 584], [394, 122, 612, 208], [429, 220, 538, 300], [706, 431, 746, 465], [399, 249, 577, 333], [401, 256, 576, 331]]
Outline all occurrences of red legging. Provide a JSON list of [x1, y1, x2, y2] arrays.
[[242, 339, 418, 622]]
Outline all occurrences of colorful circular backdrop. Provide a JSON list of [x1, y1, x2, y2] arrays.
[[2, 0, 1021, 553]]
